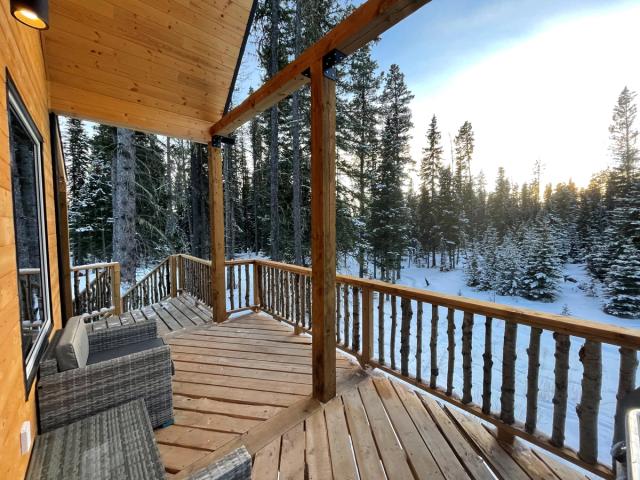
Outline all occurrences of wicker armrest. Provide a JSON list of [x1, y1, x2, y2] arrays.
[[188, 447, 252, 480], [39, 330, 62, 377], [37, 343, 173, 432], [88, 320, 158, 353]]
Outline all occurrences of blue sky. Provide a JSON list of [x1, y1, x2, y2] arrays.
[[235, 0, 640, 187]]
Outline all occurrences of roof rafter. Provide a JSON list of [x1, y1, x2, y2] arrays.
[[210, 0, 431, 137]]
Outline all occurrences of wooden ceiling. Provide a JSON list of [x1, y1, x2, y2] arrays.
[[43, 0, 254, 142]]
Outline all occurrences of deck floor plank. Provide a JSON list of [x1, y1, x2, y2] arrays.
[[108, 296, 590, 480]]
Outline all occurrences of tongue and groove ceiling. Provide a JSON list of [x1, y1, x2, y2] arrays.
[[43, 0, 254, 142]]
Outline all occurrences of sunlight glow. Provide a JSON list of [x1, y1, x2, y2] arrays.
[[408, 5, 640, 188]]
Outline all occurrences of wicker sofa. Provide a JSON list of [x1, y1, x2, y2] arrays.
[[37, 318, 174, 433]]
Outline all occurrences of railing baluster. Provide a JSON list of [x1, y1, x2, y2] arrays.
[[377, 291, 385, 364], [577, 340, 602, 464], [614, 348, 638, 444], [238, 265, 242, 308], [353, 286, 360, 353], [85, 269, 91, 313], [306, 276, 311, 328], [245, 264, 250, 307], [501, 321, 518, 425], [525, 327, 542, 433], [336, 283, 342, 344], [462, 311, 474, 404], [551, 333, 570, 447], [482, 316, 493, 414], [343, 284, 350, 348], [416, 301, 423, 383], [400, 297, 412, 377], [446, 307, 455, 396], [232, 265, 236, 310], [391, 295, 397, 371], [299, 272, 305, 327], [430, 304, 438, 389], [362, 288, 373, 364]]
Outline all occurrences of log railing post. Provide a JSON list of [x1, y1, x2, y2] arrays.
[[310, 57, 337, 402], [170, 255, 177, 298], [361, 288, 374, 366], [209, 142, 226, 323], [253, 262, 262, 310], [112, 263, 122, 315]]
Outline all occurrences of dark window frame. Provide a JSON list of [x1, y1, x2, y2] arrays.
[[6, 70, 53, 398]]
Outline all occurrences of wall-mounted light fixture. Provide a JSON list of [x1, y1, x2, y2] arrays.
[[11, 0, 49, 30]]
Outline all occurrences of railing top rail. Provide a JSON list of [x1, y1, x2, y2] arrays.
[[225, 258, 255, 266], [122, 258, 170, 299], [255, 258, 640, 349], [71, 261, 119, 271], [19, 268, 41, 275], [177, 253, 212, 266]]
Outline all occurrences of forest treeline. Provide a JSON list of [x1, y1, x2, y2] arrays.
[[64, 1, 639, 318]]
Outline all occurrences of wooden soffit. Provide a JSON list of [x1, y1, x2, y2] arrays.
[[43, 0, 254, 142]]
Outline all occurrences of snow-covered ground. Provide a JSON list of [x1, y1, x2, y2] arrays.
[[337, 258, 640, 464]]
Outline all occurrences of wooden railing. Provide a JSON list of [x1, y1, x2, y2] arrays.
[[118, 254, 257, 316], [255, 258, 640, 478], [122, 257, 172, 312], [18, 268, 43, 324], [71, 262, 121, 317]]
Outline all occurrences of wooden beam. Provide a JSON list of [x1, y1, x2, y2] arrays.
[[310, 60, 337, 402], [208, 144, 226, 323], [210, 0, 431, 136]]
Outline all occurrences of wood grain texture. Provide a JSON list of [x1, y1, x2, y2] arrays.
[[0, 6, 62, 478], [44, 0, 254, 141], [310, 59, 337, 402]]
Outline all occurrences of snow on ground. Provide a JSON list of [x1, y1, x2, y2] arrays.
[[337, 258, 640, 464]]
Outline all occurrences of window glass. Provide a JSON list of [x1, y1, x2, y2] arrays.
[[8, 86, 51, 381]]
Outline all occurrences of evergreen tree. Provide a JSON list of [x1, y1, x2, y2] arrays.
[[65, 118, 91, 263], [494, 232, 522, 296], [418, 114, 443, 266], [520, 219, 561, 301], [369, 64, 413, 281], [342, 43, 382, 277], [604, 239, 640, 318]]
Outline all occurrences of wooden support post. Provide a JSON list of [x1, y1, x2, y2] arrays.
[[253, 262, 262, 310], [170, 255, 178, 298], [112, 263, 122, 315], [310, 59, 337, 403], [209, 143, 226, 323], [361, 288, 374, 366]]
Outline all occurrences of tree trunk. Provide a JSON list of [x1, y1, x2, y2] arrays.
[[291, 0, 302, 265], [112, 128, 137, 285], [190, 143, 209, 258], [269, 0, 280, 261]]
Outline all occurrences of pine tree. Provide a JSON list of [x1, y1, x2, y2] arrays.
[[463, 240, 481, 287], [477, 226, 498, 290], [604, 239, 640, 318], [419, 114, 443, 266], [520, 219, 561, 301], [369, 64, 413, 281], [65, 118, 91, 263], [85, 124, 115, 260], [342, 43, 382, 277], [494, 232, 522, 296]]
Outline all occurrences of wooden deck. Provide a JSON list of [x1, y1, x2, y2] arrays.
[[106, 296, 590, 479]]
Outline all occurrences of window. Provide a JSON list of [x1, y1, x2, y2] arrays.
[[7, 77, 52, 392]]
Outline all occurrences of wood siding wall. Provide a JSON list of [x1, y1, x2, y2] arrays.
[[0, 2, 62, 478]]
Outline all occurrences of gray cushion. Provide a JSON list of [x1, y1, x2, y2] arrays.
[[87, 338, 165, 366], [55, 316, 90, 371]]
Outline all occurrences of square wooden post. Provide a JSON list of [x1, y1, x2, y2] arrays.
[[169, 255, 178, 298], [208, 143, 226, 323], [310, 59, 337, 402], [112, 263, 122, 315]]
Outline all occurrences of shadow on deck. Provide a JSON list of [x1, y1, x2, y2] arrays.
[[106, 295, 590, 479]]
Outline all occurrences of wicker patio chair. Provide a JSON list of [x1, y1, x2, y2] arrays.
[[187, 447, 252, 480], [37, 318, 174, 433]]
